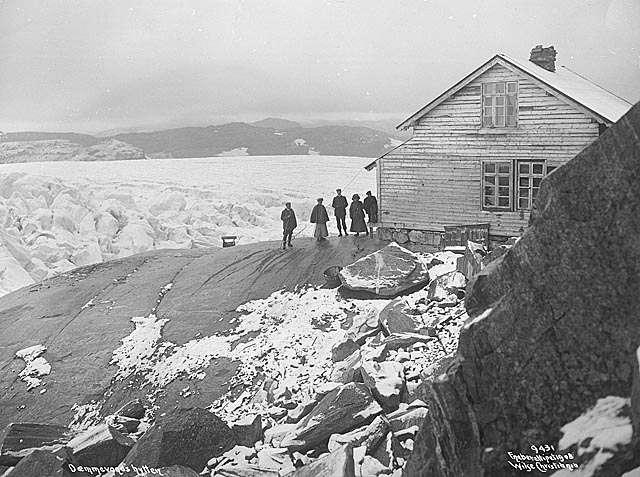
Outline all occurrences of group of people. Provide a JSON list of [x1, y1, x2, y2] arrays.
[[280, 188, 379, 249]]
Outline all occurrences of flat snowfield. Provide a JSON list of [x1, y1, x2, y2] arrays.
[[0, 155, 376, 295]]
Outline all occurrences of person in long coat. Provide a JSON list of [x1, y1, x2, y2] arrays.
[[280, 202, 297, 249], [363, 190, 378, 236], [349, 194, 367, 236], [310, 198, 329, 241], [331, 189, 348, 236]]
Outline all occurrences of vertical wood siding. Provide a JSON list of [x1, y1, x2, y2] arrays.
[[380, 64, 600, 236]]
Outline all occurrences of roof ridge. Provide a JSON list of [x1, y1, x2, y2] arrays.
[[559, 65, 632, 104]]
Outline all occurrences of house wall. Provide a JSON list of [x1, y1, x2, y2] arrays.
[[379, 63, 600, 238]]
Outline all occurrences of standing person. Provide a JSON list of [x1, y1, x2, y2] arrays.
[[349, 194, 367, 237], [280, 202, 297, 250], [363, 190, 378, 237], [331, 189, 348, 236], [310, 198, 329, 242]]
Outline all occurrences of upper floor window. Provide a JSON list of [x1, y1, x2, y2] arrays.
[[482, 81, 518, 128]]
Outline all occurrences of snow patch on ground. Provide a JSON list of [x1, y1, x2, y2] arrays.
[[553, 396, 632, 476], [15, 344, 50, 390], [294, 138, 307, 146], [108, 286, 389, 421]]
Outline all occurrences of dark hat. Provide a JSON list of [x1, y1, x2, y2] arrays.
[[352, 194, 360, 200], [317, 197, 323, 202], [366, 190, 372, 195]]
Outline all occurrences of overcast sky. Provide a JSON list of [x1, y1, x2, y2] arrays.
[[1, 0, 638, 133]]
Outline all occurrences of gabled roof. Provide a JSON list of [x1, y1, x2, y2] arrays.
[[397, 53, 632, 130]]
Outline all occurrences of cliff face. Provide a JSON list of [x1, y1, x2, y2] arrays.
[[405, 102, 640, 476]]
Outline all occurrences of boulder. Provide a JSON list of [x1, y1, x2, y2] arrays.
[[328, 415, 389, 454], [404, 103, 640, 475], [379, 299, 424, 334], [66, 422, 132, 467], [123, 408, 236, 472], [426, 271, 466, 301], [360, 361, 405, 411], [346, 309, 382, 345], [0, 423, 72, 466], [391, 231, 408, 244], [359, 455, 391, 476], [281, 383, 382, 451], [5, 448, 83, 477], [289, 444, 355, 477], [386, 406, 428, 433], [230, 414, 263, 448], [332, 339, 360, 363], [330, 350, 364, 384], [287, 400, 318, 424], [116, 399, 148, 420], [339, 243, 430, 298], [257, 447, 294, 474]]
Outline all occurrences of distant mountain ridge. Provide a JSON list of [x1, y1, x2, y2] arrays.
[[0, 119, 402, 162]]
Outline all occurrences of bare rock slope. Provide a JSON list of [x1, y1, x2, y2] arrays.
[[0, 238, 385, 429]]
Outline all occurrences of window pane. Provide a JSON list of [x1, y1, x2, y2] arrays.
[[519, 163, 530, 174], [532, 188, 539, 198], [507, 82, 517, 93], [495, 83, 505, 94], [498, 197, 510, 207], [498, 176, 509, 186], [485, 175, 496, 185], [484, 97, 493, 106], [484, 185, 495, 195], [519, 198, 529, 209], [533, 177, 542, 187], [495, 96, 504, 106], [483, 115, 493, 127], [498, 163, 510, 173], [498, 186, 510, 196], [519, 188, 529, 197], [506, 95, 516, 107], [533, 163, 544, 174], [484, 163, 495, 173], [484, 83, 495, 94], [495, 115, 505, 127], [506, 113, 516, 126], [519, 177, 530, 186], [484, 196, 495, 206]]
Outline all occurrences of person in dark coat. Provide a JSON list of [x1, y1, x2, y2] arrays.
[[363, 190, 378, 236], [349, 194, 367, 236], [280, 202, 297, 250], [310, 198, 329, 241], [331, 189, 348, 236]]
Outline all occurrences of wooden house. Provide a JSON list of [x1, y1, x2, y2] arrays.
[[365, 46, 632, 248]]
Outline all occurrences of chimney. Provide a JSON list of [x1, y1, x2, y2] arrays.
[[529, 45, 557, 72]]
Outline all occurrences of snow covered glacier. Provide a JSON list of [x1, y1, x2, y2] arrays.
[[0, 156, 375, 296]]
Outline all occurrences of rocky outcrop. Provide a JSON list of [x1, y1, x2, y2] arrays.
[[405, 103, 640, 475]]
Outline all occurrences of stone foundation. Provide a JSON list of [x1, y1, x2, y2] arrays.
[[376, 227, 443, 249], [376, 227, 517, 251]]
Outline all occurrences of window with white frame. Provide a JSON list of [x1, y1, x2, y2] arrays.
[[482, 160, 555, 212], [517, 161, 545, 210], [482, 81, 518, 127], [482, 161, 512, 210]]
